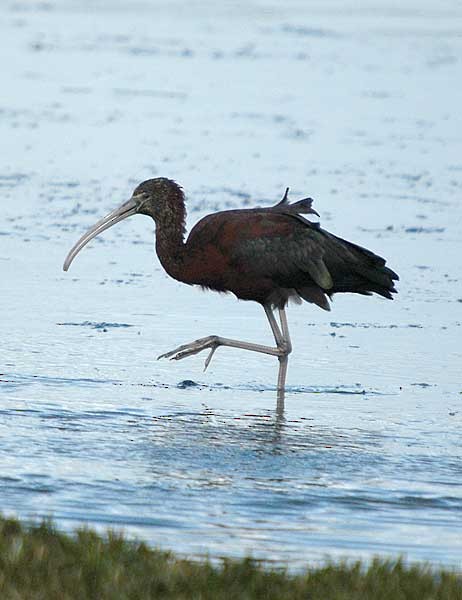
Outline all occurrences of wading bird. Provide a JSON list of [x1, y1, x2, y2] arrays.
[[64, 178, 398, 400]]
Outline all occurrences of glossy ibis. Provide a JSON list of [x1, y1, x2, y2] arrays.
[[63, 178, 398, 398]]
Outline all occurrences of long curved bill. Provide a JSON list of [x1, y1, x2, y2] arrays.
[[63, 197, 139, 271]]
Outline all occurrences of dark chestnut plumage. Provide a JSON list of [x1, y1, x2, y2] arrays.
[[64, 177, 398, 401]]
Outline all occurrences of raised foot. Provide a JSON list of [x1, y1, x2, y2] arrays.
[[158, 335, 220, 371]]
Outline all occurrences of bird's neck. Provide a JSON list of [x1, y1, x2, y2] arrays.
[[154, 192, 187, 281]]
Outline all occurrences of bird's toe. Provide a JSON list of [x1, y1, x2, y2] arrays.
[[158, 336, 220, 363]]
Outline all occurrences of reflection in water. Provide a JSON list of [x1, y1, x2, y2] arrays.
[[276, 387, 285, 423]]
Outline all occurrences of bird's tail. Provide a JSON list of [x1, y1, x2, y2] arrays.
[[326, 235, 399, 300]]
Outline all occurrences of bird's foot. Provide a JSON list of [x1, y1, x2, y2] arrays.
[[157, 335, 220, 371]]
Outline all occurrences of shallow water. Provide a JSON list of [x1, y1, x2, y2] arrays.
[[1, 0, 462, 569]]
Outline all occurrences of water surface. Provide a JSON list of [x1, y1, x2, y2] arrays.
[[1, 0, 461, 569]]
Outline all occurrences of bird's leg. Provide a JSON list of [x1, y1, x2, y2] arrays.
[[263, 305, 284, 347], [276, 307, 292, 393], [157, 305, 291, 377], [158, 335, 283, 368], [264, 305, 290, 408]]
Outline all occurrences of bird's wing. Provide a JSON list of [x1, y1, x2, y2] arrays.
[[186, 203, 398, 310], [218, 210, 338, 309], [186, 208, 325, 283], [228, 212, 332, 288]]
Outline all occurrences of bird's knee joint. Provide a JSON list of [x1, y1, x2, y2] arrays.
[[280, 341, 292, 356], [201, 335, 218, 344]]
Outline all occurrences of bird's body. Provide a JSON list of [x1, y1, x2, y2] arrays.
[[138, 179, 397, 310], [63, 177, 398, 402]]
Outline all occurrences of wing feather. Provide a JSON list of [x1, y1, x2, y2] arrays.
[[186, 196, 398, 308]]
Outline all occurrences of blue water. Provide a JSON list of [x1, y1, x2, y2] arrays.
[[1, 0, 461, 569]]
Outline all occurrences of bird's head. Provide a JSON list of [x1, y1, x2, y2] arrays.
[[63, 177, 182, 271], [132, 178, 184, 217]]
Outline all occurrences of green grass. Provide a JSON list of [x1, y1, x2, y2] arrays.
[[0, 517, 460, 599]]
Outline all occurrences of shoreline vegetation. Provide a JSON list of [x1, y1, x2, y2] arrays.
[[0, 517, 460, 599]]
